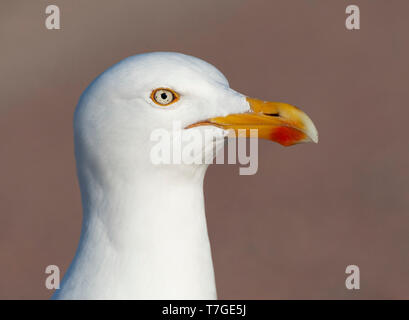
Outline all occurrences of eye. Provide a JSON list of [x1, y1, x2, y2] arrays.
[[151, 88, 179, 106]]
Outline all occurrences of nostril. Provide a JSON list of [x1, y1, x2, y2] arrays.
[[264, 113, 280, 117]]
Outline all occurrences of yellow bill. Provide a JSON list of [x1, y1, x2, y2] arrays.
[[187, 97, 318, 146]]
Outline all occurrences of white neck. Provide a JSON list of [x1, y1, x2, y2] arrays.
[[54, 165, 217, 299]]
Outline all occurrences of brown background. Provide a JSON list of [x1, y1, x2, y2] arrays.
[[1, 0, 408, 299]]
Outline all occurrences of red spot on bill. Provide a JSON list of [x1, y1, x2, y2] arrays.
[[271, 126, 306, 146]]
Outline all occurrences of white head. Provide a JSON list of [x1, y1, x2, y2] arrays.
[[74, 52, 318, 203]]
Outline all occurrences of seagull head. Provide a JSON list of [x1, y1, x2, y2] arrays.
[[74, 52, 318, 181]]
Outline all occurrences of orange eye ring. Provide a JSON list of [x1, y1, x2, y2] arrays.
[[150, 88, 180, 106]]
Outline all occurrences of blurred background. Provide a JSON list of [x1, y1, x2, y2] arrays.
[[1, 0, 408, 299]]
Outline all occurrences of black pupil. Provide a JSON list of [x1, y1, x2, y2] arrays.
[[161, 92, 168, 100]]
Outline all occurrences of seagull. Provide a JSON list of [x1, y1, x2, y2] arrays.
[[53, 52, 318, 299]]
